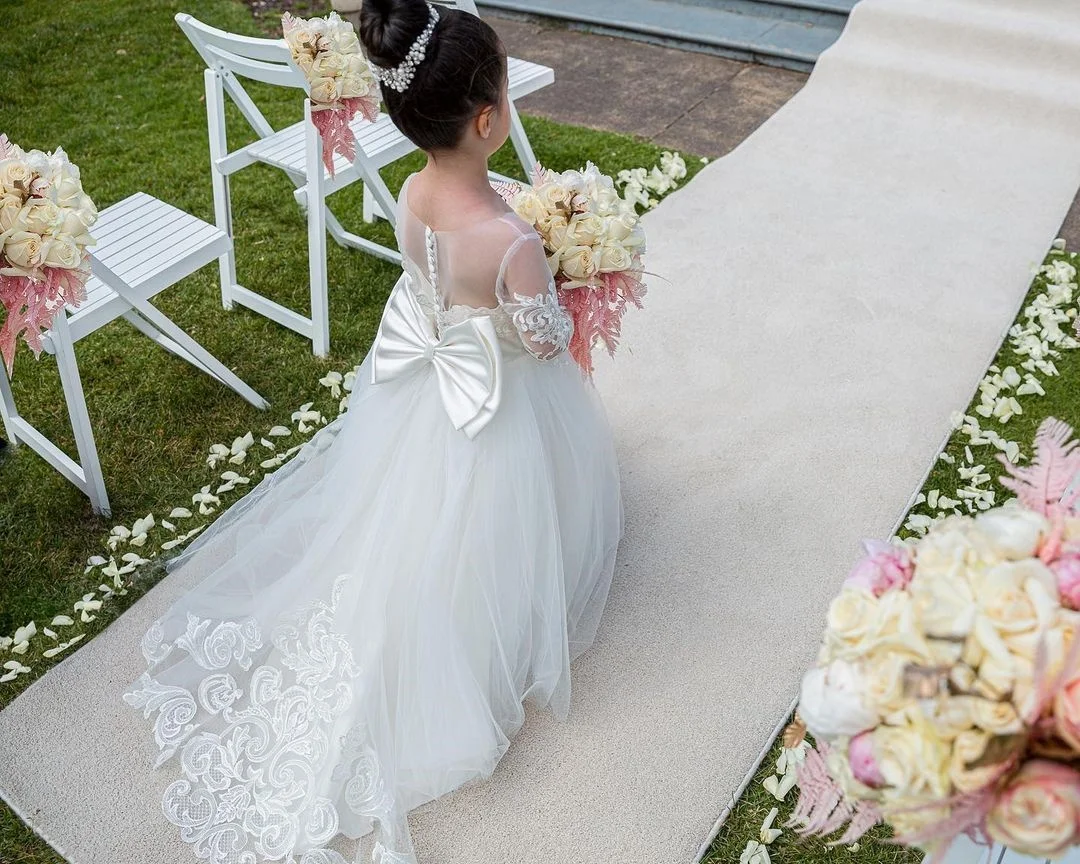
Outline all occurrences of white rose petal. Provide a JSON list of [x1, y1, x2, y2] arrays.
[[798, 659, 878, 740]]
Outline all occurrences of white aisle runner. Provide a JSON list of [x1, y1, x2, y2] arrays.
[[2, 1, 1080, 863]]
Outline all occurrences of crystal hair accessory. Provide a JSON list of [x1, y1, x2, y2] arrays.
[[371, 2, 439, 94]]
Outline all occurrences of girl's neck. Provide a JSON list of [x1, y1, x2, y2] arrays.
[[422, 149, 492, 199]]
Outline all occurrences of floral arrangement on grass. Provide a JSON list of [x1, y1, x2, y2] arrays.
[[0, 134, 97, 375], [282, 11, 380, 176], [789, 418, 1080, 861], [497, 162, 647, 376]]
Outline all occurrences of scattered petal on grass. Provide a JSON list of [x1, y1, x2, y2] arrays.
[[50, 615, 74, 627]]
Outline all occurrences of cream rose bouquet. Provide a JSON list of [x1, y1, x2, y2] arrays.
[[497, 163, 647, 377], [790, 417, 1080, 861], [0, 134, 97, 375], [282, 12, 379, 177]]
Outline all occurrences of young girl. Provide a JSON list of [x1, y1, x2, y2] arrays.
[[123, 2, 622, 862]]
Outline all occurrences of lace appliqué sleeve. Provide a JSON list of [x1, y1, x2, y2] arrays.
[[510, 286, 573, 360], [498, 230, 574, 362]]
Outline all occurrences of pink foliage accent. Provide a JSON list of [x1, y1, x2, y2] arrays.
[[0, 132, 15, 159], [891, 789, 998, 853], [311, 95, 379, 178], [492, 178, 521, 205], [788, 744, 883, 844], [0, 264, 89, 375], [558, 266, 647, 378], [999, 418, 1080, 517]]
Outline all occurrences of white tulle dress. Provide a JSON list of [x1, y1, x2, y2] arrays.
[[123, 175, 624, 864]]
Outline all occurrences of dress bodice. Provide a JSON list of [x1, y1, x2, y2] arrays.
[[403, 258, 525, 351], [394, 173, 574, 363]]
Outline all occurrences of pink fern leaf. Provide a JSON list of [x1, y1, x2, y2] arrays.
[[788, 745, 850, 835], [999, 418, 1080, 516], [492, 179, 522, 206], [828, 802, 883, 847], [0, 132, 15, 159]]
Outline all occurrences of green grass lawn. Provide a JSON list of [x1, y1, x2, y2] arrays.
[[0, 0, 699, 859], [704, 249, 1080, 863]]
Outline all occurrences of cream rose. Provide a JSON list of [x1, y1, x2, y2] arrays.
[[825, 587, 879, 648], [309, 76, 343, 105], [0, 158, 31, 194], [537, 181, 569, 213], [605, 212, 637, 243], [23, 198, 61, 235], [338, 73, 371, 100], [539, 213, 570, 252], [559, 245, 599, 281], [345, 54, 371, 81], [597, 241, 633, 273], [43, 235, 82, 269], [971, 698, 1024, 736], [948, 729, 1000, 793], [566, 213, 604, 247], [514, 191, 549, 228], [3, 231, 45, 270], [976, 505, 1050, 560], [862, 653, 912, 718], [975, 559, 1059, 639], [58, 208, 95, 245], [911, 566, 977, 639], [873, 722, 952, 798], [311, 52, 347, 78], [293, 50, 317, 77], [986, 760, 1080, 858], [0, 195, 26, 235]]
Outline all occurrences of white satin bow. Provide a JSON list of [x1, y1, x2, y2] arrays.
[[371, 275, 503, 439]]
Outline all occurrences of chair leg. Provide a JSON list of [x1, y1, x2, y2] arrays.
[[363, 184, 379, 224], [305, 100, 331, 358], [51, 314, 111, 516], [507, 101, 539, 180], [120, 306, 268, 410], [0, 360, 19, 447], [206, 68, 238, 310]]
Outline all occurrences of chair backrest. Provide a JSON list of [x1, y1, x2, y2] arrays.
[[176, 13, 303, 89]]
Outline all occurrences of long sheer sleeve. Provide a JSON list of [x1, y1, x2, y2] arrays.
[[496, 231, 574, 361]]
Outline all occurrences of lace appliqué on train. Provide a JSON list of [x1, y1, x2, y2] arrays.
[[124, 574, 417, 864]]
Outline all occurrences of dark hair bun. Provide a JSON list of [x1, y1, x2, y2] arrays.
[[359, 0, 431, 69], [359, 1, 508, 151]]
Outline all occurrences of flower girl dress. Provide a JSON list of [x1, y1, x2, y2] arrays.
[[123, 174, 624, 864]]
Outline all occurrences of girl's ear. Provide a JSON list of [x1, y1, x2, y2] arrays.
[[477, 105, 496, 140]]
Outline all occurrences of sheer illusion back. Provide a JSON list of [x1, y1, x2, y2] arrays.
[[394, 175, 573, 360]]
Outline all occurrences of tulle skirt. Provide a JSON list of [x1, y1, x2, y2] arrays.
[[123, 345, 623, 864]]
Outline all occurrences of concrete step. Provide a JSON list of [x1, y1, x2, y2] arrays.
[[479, 0, 855, 71]]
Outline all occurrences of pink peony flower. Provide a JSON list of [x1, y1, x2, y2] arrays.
[[848, 731, 885, 789], [844, 540, 914, 597], [1052, 544, 1080, 611], [1055, 673, 1080, 753], [986, 760, 1080, 858]]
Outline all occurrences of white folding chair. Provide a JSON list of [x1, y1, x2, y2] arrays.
[[175, 8, 553, 357], [929, 834, 1080, 863], [0, 193, 268, 516]]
